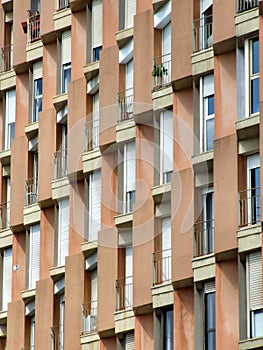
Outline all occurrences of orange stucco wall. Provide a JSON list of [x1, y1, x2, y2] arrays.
[[135, 313, 154, 349], [40, 208, 55, 278], [71, 10, 86, 80], [7, 300, 25, 350]]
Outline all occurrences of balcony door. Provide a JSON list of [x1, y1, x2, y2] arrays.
[[202, 189, 214, 255], [200, 0, 213, 50], [247, 154, 260, 225]]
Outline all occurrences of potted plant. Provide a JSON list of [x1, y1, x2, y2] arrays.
[[152, 63, 168, 87]]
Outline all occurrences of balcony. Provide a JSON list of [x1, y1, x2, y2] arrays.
[[238, 187, 260, 227], [193, 15, 213, 52], [0, 202, 10, 230], [27, 14, 40, 43], [25, 177, 38, 206], [237, 0, 258, 13], [152, 249, 171, 285], [82, 301, 97, 334], [1, 44, 13, 72], [50, 325, 64, 350], [152, 53, 171, 90], [84, 121, 99, 152], [54, 150, 67, 180], [194, 219, 214, 257], [116, 276, 133, 311], [58, 0, 70, 10], [117, 88, 133, 122]]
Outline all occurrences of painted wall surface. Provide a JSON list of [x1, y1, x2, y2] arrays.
[[42, 43, 57, 110], [39, 0, 54, 38], [40, 208, 55, 278], [16, 73, 29, 134], [135, 313, 154, 349], [6, 300, 25, 350], [100, 336, 116, 350], [13, 0, 28, 68], [71, 10, 86, 81], [11, 231, 26, 300], [213, 0, 236, 48], [102, 0, 118, 49]]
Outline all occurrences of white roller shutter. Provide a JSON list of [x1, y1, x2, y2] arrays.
[[125, 247, 133, 308], [58, 198, 69, 266], [248, 251, 262, 310], [125, 0, 136, 29], [92, 92, 99, 148], [126, 142, 136, 192], [204, 280, 215, 294], [160, 111, 173, 178], [61, 30, 71, 65], [29, 224, 40, 290], [91, 269, 98, 305], [162, 21, 171, 57], [125, 59, 133, 91], [33, 61, 42, 80], [203, 74, 214, 97], [92, 0, 103, 49], [162, 217, 171, 281], [125, 332, 135, 350], [2, 248, 12, 310], [89, 171, 101, 242], [5, 89, 16, 149]]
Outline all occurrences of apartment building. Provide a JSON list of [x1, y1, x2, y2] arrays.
[[0, 0, 261, 349]]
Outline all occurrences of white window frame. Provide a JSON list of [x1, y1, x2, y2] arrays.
[[2, 247, 12, 311], [247, 153, 260, 225], [201, 188, 214, 255], [161, 217, 171, 282], [125, 246, 133, 308], [122, 141, 136, 214], [91, 0, 103, 62], [203, 281, 216, 349], [4, 89, 16, 150], [200, 74, 214, 153], [88, 170, 101, 242], [92, 92, 99, 149], [125, 0, 136, 29], [57, 197, 69, 267], [59, 294, 65, 350], [28, 224, 40, 290], [61, 30, 71, 94], [32, 61, 42, 123], [159, 110, 173, 185]]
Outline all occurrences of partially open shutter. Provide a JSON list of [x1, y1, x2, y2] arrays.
[[125, 332, 135, 350], [2, 248, 12, 310], [126, 0, 136, 29], [160, 111, 173, 177], [248, 251, 262, 311], [92, 0, 103, 49], [29, 224, 40, 289], [61, 30, 71, 65], [33, 61, 42, 80], [89, 171, 101, 241], [58, 198, 69, 265], [126, 142, 136, 192], [204, 280, 215, 294]]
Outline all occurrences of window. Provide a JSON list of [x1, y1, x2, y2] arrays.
[[32, 61, 42, 123], [26, 140, 38, 206], [247, 154, 260, 225], [200, 0, 213, 50], [247, 251, 263, 338], [61, 30, 71, 94], [204, 282, 216, 350], [2, 247, 12, 311], [0, 176, 10, 230], [247, 38, 259, 116], [92, 91, 99, 149], [119, 0, 136, 30], [159, 110, 173, 184], [155, 308, 174, 350], [29, 316, 35, 349], [2, 16, 13, 72], [120, 141, 136, 214], [200, 74, 214, 152], [88, 170, 101, 242], [28, 224, 40, 290], [120, 332, 135, 349], [161, 217, 171, 282], [91, 0, 103, 62], [57, 197, 69, 266], [59, 294, 65, 350], [54, 112, 68, 179], [4, 89, 16, 150], [83, 259, 98, 334], [124, 246, 133, 309]]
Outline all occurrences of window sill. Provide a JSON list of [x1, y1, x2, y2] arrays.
[[237, 223, 262, 255], [116, 27, 134, 48], [0, 149, 11, 166], [151, 182, 171, 204], [114, 212, 133, 228], [25, 121, 39, 139], [83, 61, 99, 81], [152, 84, 173, 110], [236, 113, 259, 141], [0, 68, 16, 90], [192, 253, 216, 283], [50, 265, 65, 280], [53, 7, 71, 32], [81, 240, 98, 258], [21, 288, 36, 302], [191, 47, 214, 77], [52, 92, 68, 112], [235, 7, 259, 38], [114, 308, 134, 334], [239, 336, 263, 350], [152, 281, 173, 309]]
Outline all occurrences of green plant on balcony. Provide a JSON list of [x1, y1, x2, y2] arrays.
[[152, 63, 168, 88]]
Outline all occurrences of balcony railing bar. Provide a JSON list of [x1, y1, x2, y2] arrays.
[[117, 88, 133, 122], [82, 301, 97, 334], [238, 187, 260, 227], [194, 219, 214, 257], [116, 276, 133, 311], [237, 0, 258, 12], [152, 53, 171, 89], [153, 248, 171, 285], [0, 201, 10, 230], [25, 177, 38, 206], [1, 44, 13, 72], [58, 0, 70, 10], [27, 15, 40, 43], [53, 149, 67, 180], [193, 14, 213, 52], [50, 325, 64, 350], [84, 120, 99, 152]]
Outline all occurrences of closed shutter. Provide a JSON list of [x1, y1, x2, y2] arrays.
[[160, 111, 173, 177], [92, 92, 99, 148], [91, 269, 98, 308], [89, 171, 101, 241], [162, 217, 171, 281], [162, 21, 171, 57], [126, 142, 136, 192], [248, 251, 262, 310], [2, 248, 12, 310], [203, 74, 214, 97], [29, 224, 40, 289], [125, 247, 133, 307], [58, 198, 69, 266], [204, 280, 215, 294], [5, 89, 16, 149], [125, 332, 135, 350], [92, 0, 103, 49], [126, 0, 136, 29], [61, 30, 71, 65], [33, 61, 42, 80]]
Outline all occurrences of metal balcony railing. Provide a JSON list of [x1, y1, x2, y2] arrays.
[[54, 150, 67, 180], [116, 276, 133, 311], [237, 0, 258, 12], [117, 88, 133, 122], [0, 202, 10, 230], [194, 219, 214, 257], [50, 325, 64, 350], [152, 248, 171, 285], [238, 187, 261, 227], [58, 0, 69, 10], [27, 15, 40, 43], [193, 15, 213, 52], [82, 301, 97, 334], [25, 177, 38, 206], [84, 120, 99, 152], [1, 44, 13, 72], [152, 53, 171, 89]]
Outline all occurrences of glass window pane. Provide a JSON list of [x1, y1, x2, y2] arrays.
[[62, 64, 71, 93], [251, 77, 259, 114], [252, 39, 259, 75], [164, 309, 174, 350], [208, 95, 214, 115], [252, 309, 263, 338], [206, 293, 216, 329], [207, 332, 216, 350], [206, 118, 214, 151]]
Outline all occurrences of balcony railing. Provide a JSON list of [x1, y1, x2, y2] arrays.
[[153, 248, 171, 285], [54, 149, 67, 180], [193, 15, 213, 52], [84, 120, 99, 152], [238, 187, 260, 227], [50, 325, 64, 350], [0, 202, 10, 230], [27, 15, 40, 43], [25, 177, 38, 206], [117, 88, 133, 122], [152, 53, 171, 89], [1, 44, 13, 72], [237, 0, 258, 12], [58, 0, 69, 10], [116, 276, 133, 311], [194, 219, 214, 257], [82, 301, 97, 334]]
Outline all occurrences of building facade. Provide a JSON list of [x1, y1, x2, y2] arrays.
[[0, 0, 261, 349]]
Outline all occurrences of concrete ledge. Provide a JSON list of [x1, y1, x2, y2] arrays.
[[239, 337, 263, 349], [114, 213, 133, 228], [114, 309, 134, 334], [0, 311, 7, 321], [21, 288, 36, 301], [0, 149, 11, 166], [237, 224, 262, 254], [26, 40, 43, 62], [81, 332, 100, 349], [152, 85, 173, 110], [84, 61, 100, 81], [53, 7, 72, 31], [192, 254, 216, 282], [116, 27, 134, 47], [238, 137, 259, 155], [192, 150, 214, 167], [235, 7, 259, 38], [152, 281, 173, 309], [23, 203, 41, 226], [116, 119, 136, 144], [82, 241, 98, 257], [52, 92, 68, 111], [82, 148, 101, 174], [191, 47, 214, 77], [0, 229, 12, 249], [151, 182, 171, 204], [52, 177, 69, 200], [0, 69, 16, 91], [25, 122, 39, 139], [50, 265, 65, 280], [236, 114, 259, 131]]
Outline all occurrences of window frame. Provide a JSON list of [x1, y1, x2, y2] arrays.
[[245, 37, 259, 117]]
